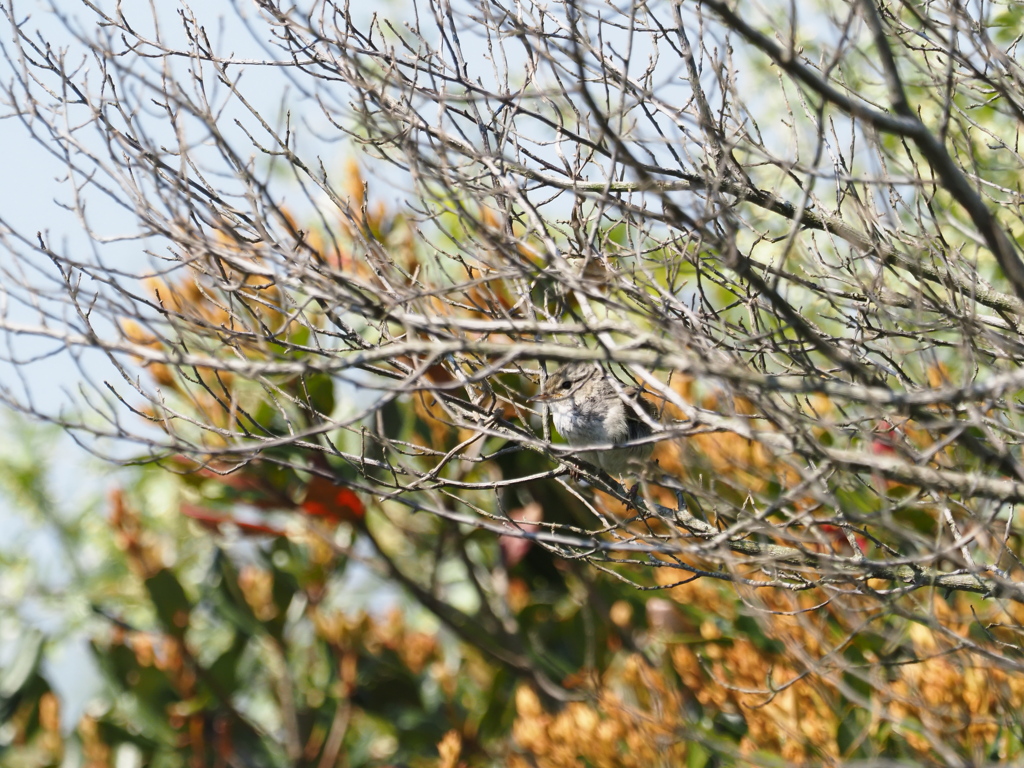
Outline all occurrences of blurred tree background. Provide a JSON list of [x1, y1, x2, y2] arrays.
[[4, 174, 1024, 766], [5, 0, 1024, 766]]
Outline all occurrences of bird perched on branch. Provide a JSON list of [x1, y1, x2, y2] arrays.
[[531, 362, 658, 476]]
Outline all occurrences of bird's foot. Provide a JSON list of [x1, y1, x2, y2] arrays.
[[626, 481, 643, 508]]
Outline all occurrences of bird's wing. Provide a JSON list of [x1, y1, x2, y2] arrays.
[[624, 388, 657, 441]]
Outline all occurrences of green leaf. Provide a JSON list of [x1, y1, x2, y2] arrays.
[[0, 629, 44, 699], [145, 569, 192, 637], [837, 705, 868, 757], [475, 666, 516, 740], [712, 711, 748, 741], [303, 372, 336, 419], [687, 740, 710, 768], [205, 632, 249, 696], [209, 552, 265, 636], [734, 616, 785, 654]]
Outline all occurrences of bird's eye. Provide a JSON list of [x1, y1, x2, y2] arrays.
[[560, 380, 573, 390]]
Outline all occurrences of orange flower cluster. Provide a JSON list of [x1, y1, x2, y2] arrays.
[[510, 681, 689, 768]]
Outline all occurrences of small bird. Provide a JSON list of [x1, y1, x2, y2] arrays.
[[531, 362, 657, 476]]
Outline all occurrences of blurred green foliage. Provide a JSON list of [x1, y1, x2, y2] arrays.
[[4, 405, 1024, 767]]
